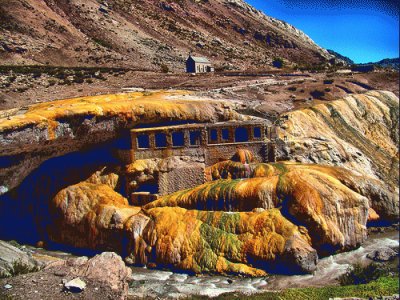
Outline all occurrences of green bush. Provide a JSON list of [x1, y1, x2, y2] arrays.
[[338, 263, 389, 286], [324, 79, 334, 84], [73, 76, 84, 84], [189, 276, 399, 300]]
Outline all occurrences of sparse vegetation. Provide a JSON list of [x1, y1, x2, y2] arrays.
[[272, 57, 284, 69], [160, 64, 169, 73], [324, 79, 334, 84], [338, 263, 391, 286], [189, 276, 399, 300], [0, 259, 40, 279], [310, 89, 325, 99], [93, 38, 113, 49]]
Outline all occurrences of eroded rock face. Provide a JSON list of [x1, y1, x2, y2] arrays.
[[48, 182, 317, 276], [277, 91, 399, 188]]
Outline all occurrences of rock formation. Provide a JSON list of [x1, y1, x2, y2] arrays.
[[146, 162, 372, 254], [0, 89, 398, 277], [48, 181, 317, 276], [277, 91, 399, 188]]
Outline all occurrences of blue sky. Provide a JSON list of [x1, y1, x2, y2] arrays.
[[246, 0, 399, 63]]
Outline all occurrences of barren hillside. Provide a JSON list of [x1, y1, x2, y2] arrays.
[[0, 0, 334, 71]]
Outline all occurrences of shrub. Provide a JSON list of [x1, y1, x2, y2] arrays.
[[160, 64, 169, 73], [73, 76, 84, 84], [0, 259, 40, 278], [288, 86, 297, 91], [10, 259, 40, 276], [325, 88, 331, 92], [272, 57, 284, 69], [338, 263, 389, 286], [324, 79, 334, 84], [310, 89, 325, 99], [48, 79, 57, 86]]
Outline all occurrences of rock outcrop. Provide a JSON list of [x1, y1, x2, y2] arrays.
[[0, 90, 398, 277], [48, 181, 317, 276], [0, 240, 38, 277], [277, 91, 399, 188]]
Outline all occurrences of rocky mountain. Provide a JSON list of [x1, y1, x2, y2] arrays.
[[327, 49, 354, 65], [0, 0, 333, 71], [371, 58, 399, 70]]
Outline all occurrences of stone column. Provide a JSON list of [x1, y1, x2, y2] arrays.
[[131, 131, 138, 150], [201, 128, 208, 145], [166, 131, 173, 148], [229, 127, 235, 143], [149, 133, 155, 149], [246, 126, 252, 142], [184, 129, 190, 147]]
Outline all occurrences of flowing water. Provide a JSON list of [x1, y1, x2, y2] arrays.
[[128, 230, 399, 299]]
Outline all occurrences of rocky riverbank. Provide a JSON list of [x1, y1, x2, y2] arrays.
[[0, 228, 398, 299]]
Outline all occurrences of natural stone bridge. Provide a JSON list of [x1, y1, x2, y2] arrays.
[[116, 121, 278, 202]]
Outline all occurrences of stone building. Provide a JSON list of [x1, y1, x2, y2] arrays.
[[186, 54, 214, 73], [115, 121, 278, 204]]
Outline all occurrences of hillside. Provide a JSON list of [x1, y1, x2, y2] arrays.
[[0, 0, 333, 71], [371, 58, 399, 70]]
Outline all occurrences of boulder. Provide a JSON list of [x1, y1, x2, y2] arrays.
[[0, 240, 38, 277], [64, 277, 86, 293], [76, 252, 132, 294], [367, 248, 398, 262], [47, 252, 132, 299]]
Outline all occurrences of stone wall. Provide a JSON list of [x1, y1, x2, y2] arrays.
[[158, 162, 206, 195]]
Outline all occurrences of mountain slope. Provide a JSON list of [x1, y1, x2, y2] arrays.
[[0, 0, 333, 71]]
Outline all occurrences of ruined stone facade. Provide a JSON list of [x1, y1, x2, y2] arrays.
[[117, 121, 278, 197], [118, 121, 276, 164]]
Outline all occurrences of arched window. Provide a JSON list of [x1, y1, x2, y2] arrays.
[[253, 127, 262, 139]]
